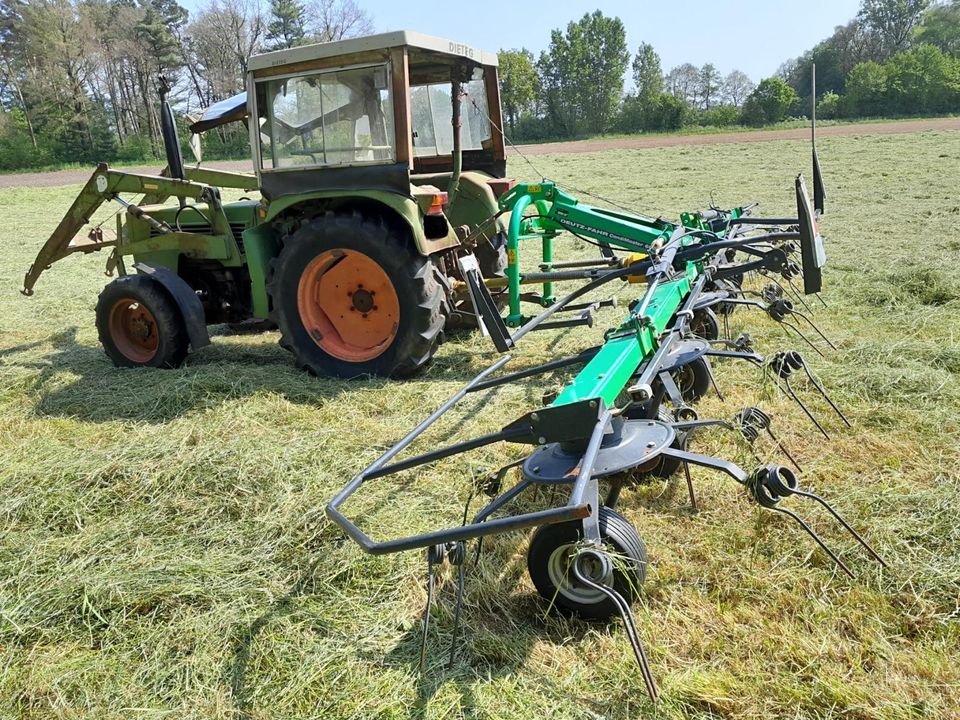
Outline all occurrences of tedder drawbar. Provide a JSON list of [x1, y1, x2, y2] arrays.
[[326, 113, 886, 701]]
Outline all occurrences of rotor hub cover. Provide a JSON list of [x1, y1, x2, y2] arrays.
[[522, 419, 676, 484]]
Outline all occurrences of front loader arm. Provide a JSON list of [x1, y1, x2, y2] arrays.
[[22, 163, 209, 295]]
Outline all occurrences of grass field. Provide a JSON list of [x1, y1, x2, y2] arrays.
[[2, 130, 960, 720]]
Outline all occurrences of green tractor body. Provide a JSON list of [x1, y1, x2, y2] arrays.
[[24, 31, 511, 377]]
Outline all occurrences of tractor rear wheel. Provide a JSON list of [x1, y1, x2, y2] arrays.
[[268, 212, 449, 378], [95, 275, 189, 368]]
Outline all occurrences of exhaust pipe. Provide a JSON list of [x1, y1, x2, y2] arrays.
[[157, 76, 186, 208]]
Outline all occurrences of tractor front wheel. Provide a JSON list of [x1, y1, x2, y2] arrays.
[[268, 213, 449, 378], [95, 275, 189, 368]]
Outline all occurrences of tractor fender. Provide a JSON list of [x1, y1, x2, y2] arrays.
[[133, 262, 210, 351], [263, 190, 460, 256]]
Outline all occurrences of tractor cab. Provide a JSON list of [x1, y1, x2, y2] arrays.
[[245, 31, 510, 256]]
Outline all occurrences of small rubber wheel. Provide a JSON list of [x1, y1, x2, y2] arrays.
[[474, 231, 507, 278], [95, 275, 189, 368], [647, 404, 687, 479], [267, 212, 449, 378], [527, 506, 647, 620], [707, 278, 739, 316], [671, 357, 711, 404], [689, 307, 720, 341]]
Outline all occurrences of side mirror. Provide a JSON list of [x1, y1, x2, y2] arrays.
[[795, 174, 825, 295], [188, 132, 202, 165]]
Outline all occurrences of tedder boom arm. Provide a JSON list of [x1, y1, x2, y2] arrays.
[[22, 163, 213, 295]]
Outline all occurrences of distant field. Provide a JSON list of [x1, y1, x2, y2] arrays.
[[3, 116, 959, 189], [2, 129, 959, 719]]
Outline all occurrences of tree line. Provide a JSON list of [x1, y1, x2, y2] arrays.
[[0, 0, 371, 171], [0, 0, 957, 171], [500, 0, 960, 141]]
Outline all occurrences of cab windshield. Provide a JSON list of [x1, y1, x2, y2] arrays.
[[258, 63, 395, 170]]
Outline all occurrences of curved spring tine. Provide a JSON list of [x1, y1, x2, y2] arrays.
[[784, 276, 816, 315], [419, 561, 436, 674], [447, 561, 467, 668], [572, 558, 659, 702], [815, 292, 828, 308], [704, 357, 724, 401], [783, 375, 830, 439], [798, 360, 852, 427], [790, 309, 837, 350], [786, 487, 887, 567], [681, 434, 697, 511], [768, 504, 855, 579], [780, 320, 825, 357]]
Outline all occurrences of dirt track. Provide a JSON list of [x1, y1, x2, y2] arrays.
[[3, 117, 958, 189]]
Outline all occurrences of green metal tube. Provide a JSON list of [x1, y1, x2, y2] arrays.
[[536, 199, 555, 306], [506, 193, 533, 326]]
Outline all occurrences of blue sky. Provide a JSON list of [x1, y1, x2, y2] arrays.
[[368, 0, 863, 83]]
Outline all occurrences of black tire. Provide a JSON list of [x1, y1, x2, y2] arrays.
[[689, 307, 720, 341], [267, 212, 450, 378], [474, 231, 507, 278], [706, 278, 739, 316], [527, 506, 647, 620], [671, 357, 711, 404], [95, 275, 189, 369], [647, 404, 686, 479]]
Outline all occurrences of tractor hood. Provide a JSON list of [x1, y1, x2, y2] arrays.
[[189, 92, 249, 133]]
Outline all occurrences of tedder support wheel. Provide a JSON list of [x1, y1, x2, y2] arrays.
[[95, 275, 189, 369], [671, 357, 712, 404], [268, 212, 450, 378], [690, 307, 720, 341], [610, 404, 687, 484], [527, 506, 647, 620]]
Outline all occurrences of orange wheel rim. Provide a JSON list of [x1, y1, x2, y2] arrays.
[[108, 297, 159, 363], [297, 249, 400, 362]]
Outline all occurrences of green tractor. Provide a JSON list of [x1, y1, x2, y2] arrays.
[[23, 31, 513, 378]]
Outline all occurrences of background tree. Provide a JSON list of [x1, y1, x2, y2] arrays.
[[884, 43, 960, 113], [265, 0, 306, 51], [497, 48, 537, 131], [843, 60, 889, 114], [307, 0, 371, 42], [722, 69, 755, 106], [697, 63, 722, 108], [665, 63, 700, 105], [915, 0, 960, 56], [741, 76, 798, 125], [537, 11, 629, 136], [631, 42, 663, 101], [859, 0, 930, 59]]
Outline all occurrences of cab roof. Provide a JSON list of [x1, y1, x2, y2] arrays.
[[247, 30, 499, 73]]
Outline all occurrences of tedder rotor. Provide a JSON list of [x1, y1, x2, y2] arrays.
[[324, 73, 887, 700]]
